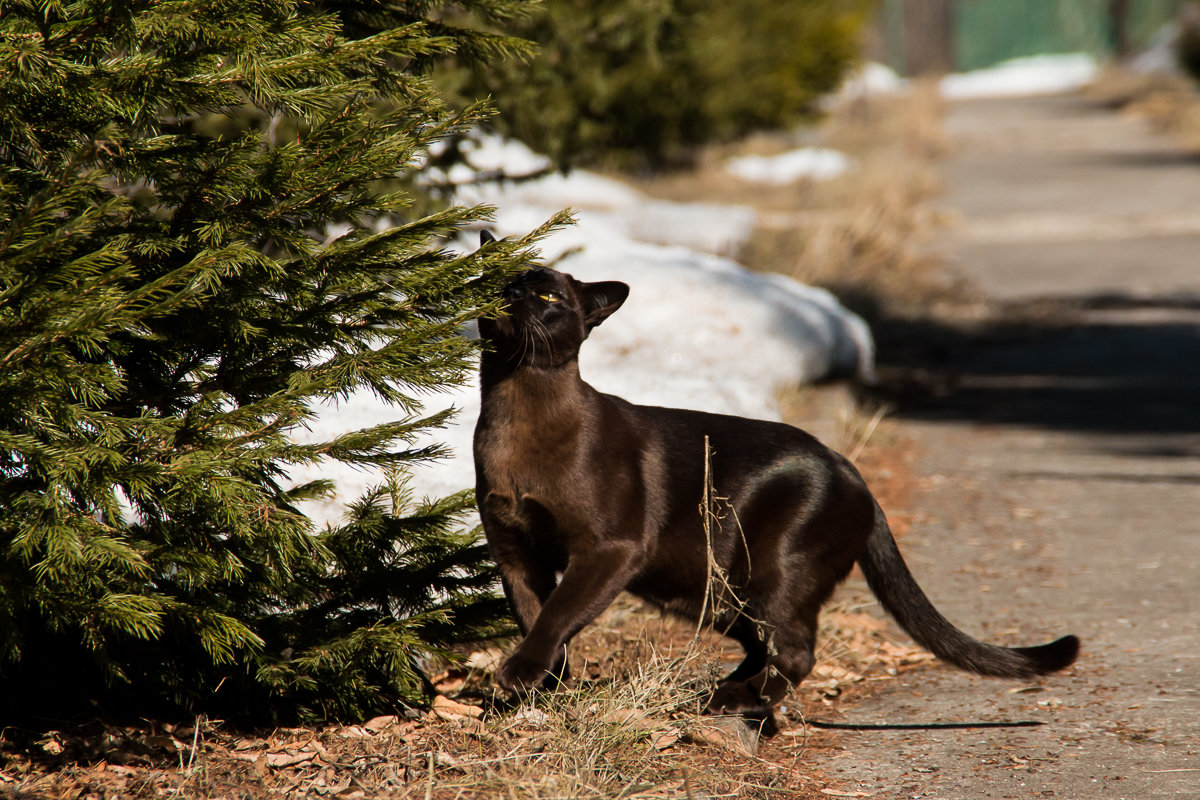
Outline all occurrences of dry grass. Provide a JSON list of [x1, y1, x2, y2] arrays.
[[1084, 65, 1200, 150], [0, 592, 934, 800], [637, 79, 979, 324], [752, 81, 977, 323]]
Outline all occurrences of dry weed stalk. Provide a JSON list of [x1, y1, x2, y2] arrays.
[[841, 402, 893, 464], [697, 436, 761, 644]]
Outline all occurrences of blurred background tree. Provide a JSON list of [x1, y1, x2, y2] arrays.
[[457, 0, 875, 170], [0, 0, 556, 723], [1177, 1, 1200, 78]]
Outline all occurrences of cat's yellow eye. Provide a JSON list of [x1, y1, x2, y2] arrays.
[[537, 292, 561, 303]]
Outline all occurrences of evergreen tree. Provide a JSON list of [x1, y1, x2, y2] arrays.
[[0, 0, 553, 722]]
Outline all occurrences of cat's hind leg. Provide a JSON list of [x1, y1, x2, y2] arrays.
[[704, 610, 818, 733], [747, 616, 818, 707], [703, 616, 772, 721]]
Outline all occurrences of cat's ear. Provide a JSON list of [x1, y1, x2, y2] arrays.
[[479, 230, 497, 247], [582, 281, 629, 330]]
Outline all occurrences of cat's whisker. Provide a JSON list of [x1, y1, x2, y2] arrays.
[[534, 318, 556, 363], [519, 321, 536, 363]]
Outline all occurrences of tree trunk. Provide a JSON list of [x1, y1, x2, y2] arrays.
[[904, 0, 955, 76]]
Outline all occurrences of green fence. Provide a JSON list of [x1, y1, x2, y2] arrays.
[[878, 0, 1187, 74]]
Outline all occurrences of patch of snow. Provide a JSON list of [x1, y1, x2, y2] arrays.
[[292, 139, 876, 526], [459, 135, 553, 176], [455, 137, 756, 256], [726, 147, 855, 184], [831, 54, 1101, 103], [939, 53, 1100, 100], [831, 61, 908, 103]]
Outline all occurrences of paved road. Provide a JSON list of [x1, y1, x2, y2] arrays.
[[817, 95, 1200, 799]]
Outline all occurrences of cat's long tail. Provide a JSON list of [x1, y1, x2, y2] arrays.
[[857, 504, 1079, 677]]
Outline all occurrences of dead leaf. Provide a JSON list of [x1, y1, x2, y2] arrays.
[[465, 649, 504, 672], [683, 719, 759, 756], [651, 729, 681, 750], [233, 738, 268, 751], [266, 751, 318, 768], [144, 734, 180, 754], [811, 664, 863, 683], [820, 790, 874, 798], [511, 707, 550, 727], [363, 715, 398, 732], [38, 736, 63, 757], [432, 668, 467, 694], [431, 695, 483, 721], [278, 737, 315, 752]]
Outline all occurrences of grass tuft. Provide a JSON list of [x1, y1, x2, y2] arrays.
[[1084, 65, 1200, 150]]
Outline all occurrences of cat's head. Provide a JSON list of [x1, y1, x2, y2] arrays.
[[480, 266, 629, 369]]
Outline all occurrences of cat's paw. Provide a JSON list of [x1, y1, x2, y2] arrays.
[[496, 651, 554, 693], [704, 680, 763, 715], [704, 681, 779, 736]]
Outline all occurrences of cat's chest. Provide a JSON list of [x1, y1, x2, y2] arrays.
[[473, 395, 594, 539], [474, 425, 579, 543], [475, 415, 579, 487]]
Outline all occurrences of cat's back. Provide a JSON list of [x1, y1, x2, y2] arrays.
[[597, 392, 857, 514], [603, 393, 828, 461]]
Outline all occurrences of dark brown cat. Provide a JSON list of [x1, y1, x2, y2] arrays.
[[473, 254, 1078, 723]]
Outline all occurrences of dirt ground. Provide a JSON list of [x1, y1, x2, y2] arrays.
[[810, 95, 1200, 799]]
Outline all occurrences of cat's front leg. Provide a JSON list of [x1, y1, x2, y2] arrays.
[[496, 644, 570, 691], [484, 517, 571, 690], [499, 571, 571, 688], [498, 540, 642, 692]]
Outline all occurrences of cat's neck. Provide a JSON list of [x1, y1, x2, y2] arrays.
[[479, 355, 592, 417]]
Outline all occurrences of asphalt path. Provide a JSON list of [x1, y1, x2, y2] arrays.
[[816, 94, 1200, 799]]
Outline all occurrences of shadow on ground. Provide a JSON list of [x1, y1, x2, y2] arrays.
[[861, 292, 1200, 445]]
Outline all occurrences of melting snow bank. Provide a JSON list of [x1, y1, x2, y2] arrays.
[[940, 53, 1099, 100], [450, 137, 758, 258], [293, 138, 875, 526], [833, 54, 1101, 102]]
